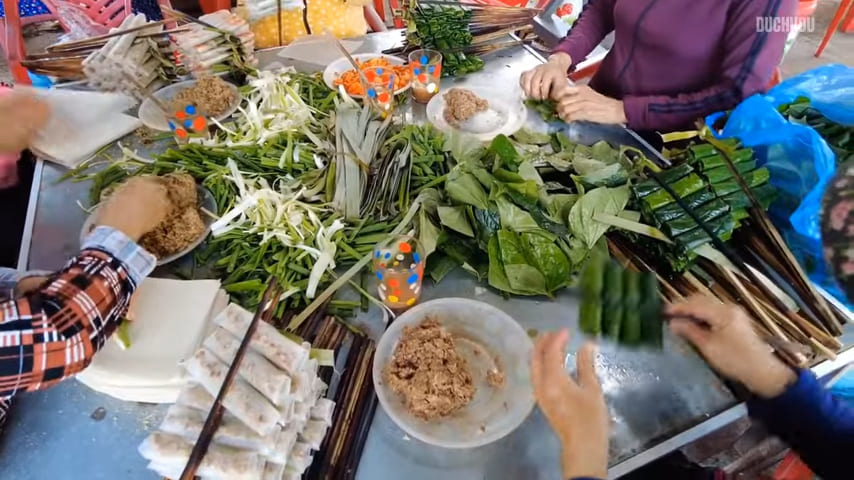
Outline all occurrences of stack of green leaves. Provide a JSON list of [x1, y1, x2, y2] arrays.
[[633, 141, 776, 270], [405, 4, 484, 76], [780, 97, 854, 163], [578, 251, 662, 347]]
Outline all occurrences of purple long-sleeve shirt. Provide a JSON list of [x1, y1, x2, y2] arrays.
[[554, 0, 796, 131]]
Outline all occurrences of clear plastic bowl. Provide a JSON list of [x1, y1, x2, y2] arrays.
[[373, 298, 535, 449]]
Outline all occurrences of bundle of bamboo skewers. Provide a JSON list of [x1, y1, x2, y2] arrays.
[[609, 135, 847, 368], [385, 0, 541, 77]]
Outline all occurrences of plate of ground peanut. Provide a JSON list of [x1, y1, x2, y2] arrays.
[[426, 86, 527, 142], [139, 77, 241, 131], [81, 173, 217, 266], [374, 298, 534, 448]]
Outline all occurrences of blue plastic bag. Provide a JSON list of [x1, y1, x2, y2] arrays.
[[705, 66, 850, 307], [765, 64, 854, 126]]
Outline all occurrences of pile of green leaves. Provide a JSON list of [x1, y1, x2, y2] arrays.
[[405, 3, 485, 76], [780, 97, 854, 163], [420, 133, 634, 297], [525, 99, 560, 123]]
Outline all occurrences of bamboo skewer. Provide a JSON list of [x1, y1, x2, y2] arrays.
[[178, 279, 283, 480]]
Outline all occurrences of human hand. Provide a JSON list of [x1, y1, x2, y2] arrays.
[[520, 53, 572, 101], [532, 330, 609, 479], [554, 85, 627, 125], [667, 295, 797, 399], [95, 176, 171, 241], [0, 93, 50, 153]]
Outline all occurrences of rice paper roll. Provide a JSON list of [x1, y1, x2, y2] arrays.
[[643, 174, 706, 211], [310, 398, 335, 425], [139, 432, 265, 480], [278, 395, 296, 424], [293, 401, 312, 424], [159, 404, 273, 454], [291, 369, 313, 403], [215, 304, 309, 374], [183, 348, 280, 436], [661, 200, 730, 237], [311, 377, 328, 402], [203, 327, 293, 406], [299, 420, 329, 450], [262, 461, 285, 480], [266, 427, 298, 465], [288, 442, 314, 474]]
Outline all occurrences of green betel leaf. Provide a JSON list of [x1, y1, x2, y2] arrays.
[[438, 205, 475, 237], [521, 232, 571, 293], [568, 185, 631, 249], [446, 169, 489, 209], [497, 196, 539, 233], [497, 229, 547, 295], [418, 209, 442, 257]]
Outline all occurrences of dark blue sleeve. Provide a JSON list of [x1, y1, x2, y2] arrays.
[[747, 369, 854, 480]]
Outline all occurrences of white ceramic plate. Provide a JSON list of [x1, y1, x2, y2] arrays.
[[81, 186, 217, 266], [323, 53, 410, 99], [373, 298, 535, 449], [138, 79, 241, 132], [426, 86, 528, 142]]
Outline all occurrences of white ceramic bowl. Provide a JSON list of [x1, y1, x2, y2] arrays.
[[81, 185, 217, 266], [323, 53, 409, 99], [138, 79, 241, 132], [426, 86, 528, 142], [373, 298, 535, 449]]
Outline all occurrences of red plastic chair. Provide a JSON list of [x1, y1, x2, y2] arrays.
[[0, 0, 53, 84], [815, 0, 854, 57]]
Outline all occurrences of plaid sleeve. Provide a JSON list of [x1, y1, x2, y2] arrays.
[[0, 226, 155, 399]]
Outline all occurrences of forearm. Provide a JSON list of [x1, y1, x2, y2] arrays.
[[552, 0, 615, 67], [748, 370, 854, 480], [622, 85, 742, 131], [0, 227, 154, 396]]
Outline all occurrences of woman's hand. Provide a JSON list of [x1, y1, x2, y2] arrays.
[[95, 177, 171, 241], [520, 53, 572, 101], [554, 85, 627, 125], [0, 93, 49, 153], [532, 330, 609, 479], [667, 296, 797, 398]]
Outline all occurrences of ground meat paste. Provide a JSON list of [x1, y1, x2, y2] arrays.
[[443, 88, 489, 127], [384, 318, 476, 421], [139, 173, 206, 258], [172, 76, 235, 117]]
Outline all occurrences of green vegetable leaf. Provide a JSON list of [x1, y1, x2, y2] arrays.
[[521, 232, 571, 292], [446, 169, 489, 209], [545, 194, 578, 223], [568, 185, 631, 249], [438, 205, 475, 237], [574, 163, 629, 187], [487, 135, 520, 172], [444, 131, 484, 164], [497, 229, 547, 295], [418, 209, 442, 257], [487, 235, 513, 293], [427, 253, 459, 283], [513, 129, 552, 145], [497, 196, 540, 233]]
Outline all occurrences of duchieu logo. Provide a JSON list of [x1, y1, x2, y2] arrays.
[[756, 15, 815, 33]]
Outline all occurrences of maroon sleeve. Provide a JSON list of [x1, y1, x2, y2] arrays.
[[622, 0, 796, 131], [552, 0, 617, 66]]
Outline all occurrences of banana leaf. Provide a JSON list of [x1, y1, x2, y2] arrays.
[[712, 168, 770, 196], [634, 164, 694, 198], [696, 148, 753, 171], [720, 182, 777, 210]]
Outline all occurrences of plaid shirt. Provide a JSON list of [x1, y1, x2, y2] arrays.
[[0, 227, 155, 427]]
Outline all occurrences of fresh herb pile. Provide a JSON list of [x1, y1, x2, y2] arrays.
[[780, 97, 854, 163]]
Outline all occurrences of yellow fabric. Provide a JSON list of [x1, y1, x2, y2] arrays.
[[251, 0, 368, 49]]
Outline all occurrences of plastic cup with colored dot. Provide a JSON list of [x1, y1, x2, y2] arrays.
[[361, 66, 396, 117], [408, 49, 443, 104], [167, 103, 211, 144], [372, 235, 425, 312]]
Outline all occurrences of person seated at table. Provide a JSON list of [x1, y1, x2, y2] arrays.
[[519, 0, 796, 132], [0, 92, 170, 432], [250, 0, 375, 49], [533, 294, 854, 480]]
